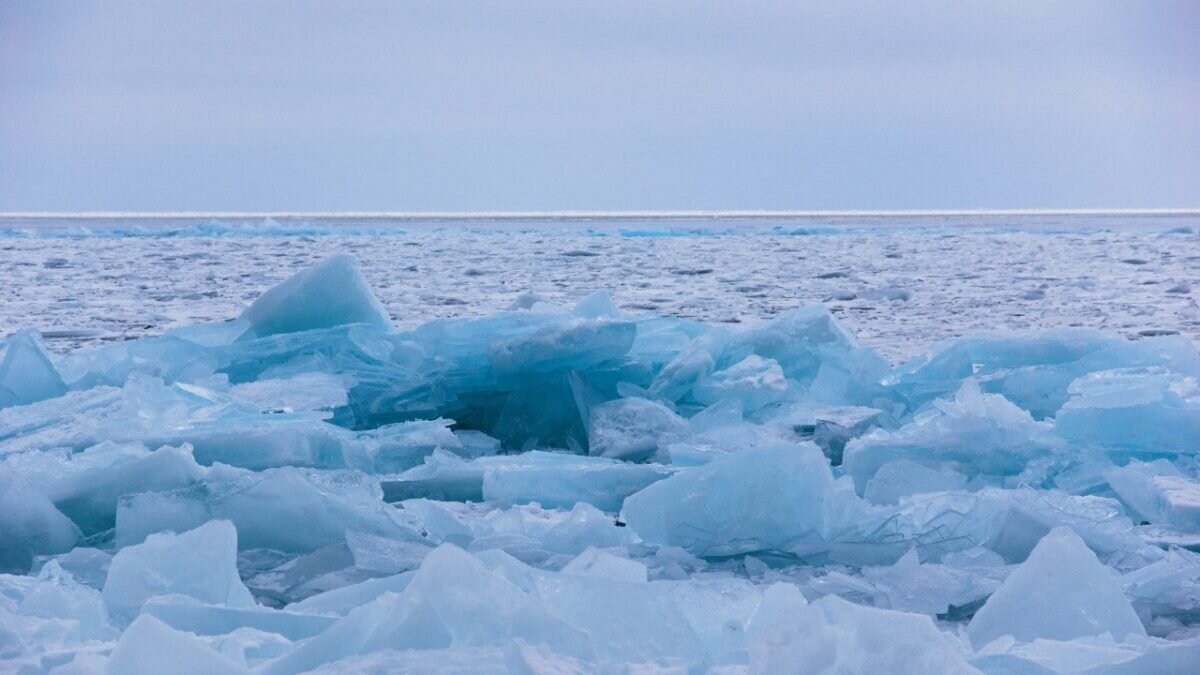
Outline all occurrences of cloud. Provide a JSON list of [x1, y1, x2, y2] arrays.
[[1, 1, 1197, 210]]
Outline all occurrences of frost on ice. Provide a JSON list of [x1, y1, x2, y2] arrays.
[[2, 255, 1200, 673]]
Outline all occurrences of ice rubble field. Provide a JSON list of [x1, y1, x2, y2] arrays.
[[3, 253, 1200, 674]]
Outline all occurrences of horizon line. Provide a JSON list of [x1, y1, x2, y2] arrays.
[[2, 208, 1200, 219]]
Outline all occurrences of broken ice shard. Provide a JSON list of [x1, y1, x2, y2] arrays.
[[622, 443, 832, 557], [115, 466, 415, 551], [749, 594, 979, 674], [1056, 367, 1200, 458], [237, 254, 393, 339], [102, 520, 254, 622], [0, 464, 79, 573], [1105, 460, 1200, 532], [967, 526, 1146, 647], [0, 329, 67, 409]]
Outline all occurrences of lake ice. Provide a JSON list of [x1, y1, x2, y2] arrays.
[[1, 214, 1200, 674]]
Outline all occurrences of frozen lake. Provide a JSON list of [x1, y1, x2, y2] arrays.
[[2, 212, 1198, 362], [4, 212, 1200, 674]]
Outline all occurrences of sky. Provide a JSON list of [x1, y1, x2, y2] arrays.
[[1, 1, 1197, 212]]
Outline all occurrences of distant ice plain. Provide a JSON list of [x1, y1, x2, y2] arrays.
[[1, 212, 1197, 362]]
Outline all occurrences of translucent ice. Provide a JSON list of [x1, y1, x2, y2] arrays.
[[262, 545, 593, 674], [1106, 461, 1200, 531], [17, 561, 116, 642], [102, 520, 254, 622], [0, 329, 67, 409], [968, 527, 1146, 647], [238, 254, 392, 340], [858, 548, 1004, 616], [349, 418, 496, 473], [56, 333, 218, 390], [622, 443, 832, 557], [0, 464, 78, 573], [391, 500, 634, 565], [116, 467, 414, 552], [228, 371, 351, 415], [140, 595, 336, 641], [106, 614, 252, 675], [748, 594, 979, 674], [1057, 368, 1200, 458], [561, 547, 647, 583], [692, 354, 788, 412], [728, 307, 893, 407], [3, 441, 206, 535], [863, 459, 968, 505], [0, 375, 353, 470], [887, 330, 1200, 419], [843, 380, 1061, 491]]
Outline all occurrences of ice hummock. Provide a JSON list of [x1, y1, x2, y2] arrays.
[[2, 254, 1200, 673]]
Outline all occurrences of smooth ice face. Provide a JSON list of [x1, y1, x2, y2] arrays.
[[0, 465, 78, 573], [3, 442, 206, 535], [238, 254, 393, 340], [0, 329, 67, 409], [524, 568, 712, 667], [102, 520, 254, 622], [106, 614, 252, 675], [748, 594, 979, 675], [1056, 368, 1200, 457], [116, 467, 413, 552], [622, 443, 832, 557], [745, 582, 809, 643], [968, 527, 1146, 648], [1106, 461, 1200, 531], [862, 459, 967, 505], [561, 547, 647, 583]]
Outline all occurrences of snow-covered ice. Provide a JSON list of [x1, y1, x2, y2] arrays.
[[1, 215, 1199, 673], [2, 213, 1198, 363]]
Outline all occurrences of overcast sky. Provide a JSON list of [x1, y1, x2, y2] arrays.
[[1, 1, 1197, 211]]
